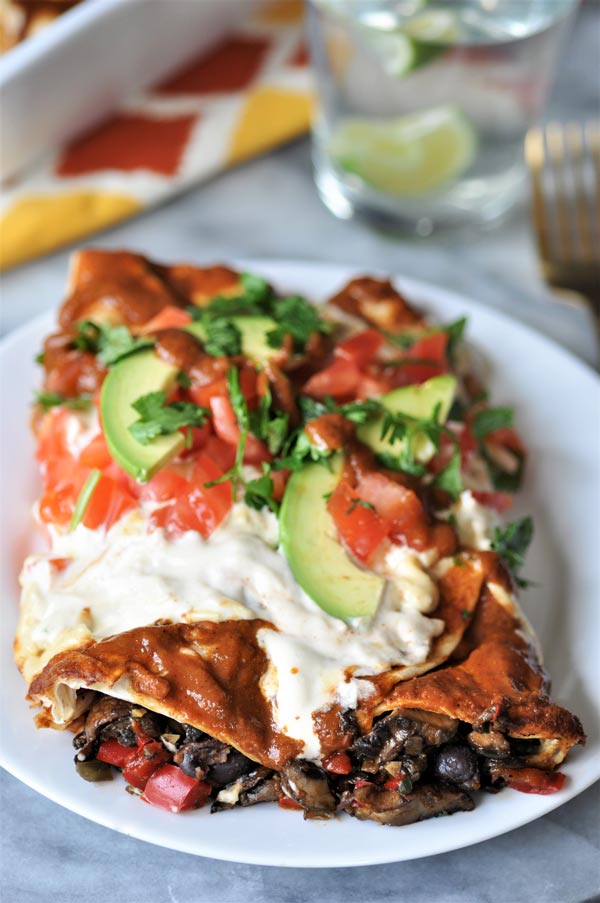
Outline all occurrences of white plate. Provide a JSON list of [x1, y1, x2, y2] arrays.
[[0, 260, 598, 868]]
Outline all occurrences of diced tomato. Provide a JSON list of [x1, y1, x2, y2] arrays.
[[39, 484, 79, 526], [138, 305, 192, 334], [278, 795, 303, 811], [122, 740, 171, 790], [190, 452, 233, 523], [239, 365, 259, 407], [486, 426, 526, 456], [79, 433, 112, 470], [210, 395, 271, 464], [356, 372, 394, 399], [140, 468, 188, 503], [270, 468, 290, 502], [508, 770, 566, 795], [389, 332, 448, 386], [302, 358, 361, 401], [103, 461, 142, 499], [36, 408, 71, 465], [327, 479, 388, 563], [97, 739, 136, 769], [354, 472, 430, 550], [179, 423, 211, 456], [472, 490, 513, 513], [82, 474, 136, 531], [142, 765, 211, 813], [335, 329, 385, 368], [202, 435, 236, 472], [189, 378, 228, 408], [49, 557, 71, 571], [323, 752, 352, 775]]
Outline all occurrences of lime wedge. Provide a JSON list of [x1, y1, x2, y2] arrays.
[[329, 107, 478, 197], [363, 29, 442, 78], [403, 10, 463, 44]]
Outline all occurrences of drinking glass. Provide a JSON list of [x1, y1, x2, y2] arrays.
[[307, 0, 578, 234]]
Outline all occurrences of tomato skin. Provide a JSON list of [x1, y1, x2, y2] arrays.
[[179, 423, 211, 456], [79, 433, 112, 469], [323, 752, 352, 775], [122, 740, 171, 790], [210, 395, 270, 464], [389, 332, 448, 386], [327, 479, 388, 563], [189, 378, 228, 408], [472, 490, 513, 513], [335, 329, 385, 368], [486, 426, 526, 456], [202, 435, 236, 472], [82, 474, 136, 531], [97, 739, 136, 769], [353, 472, 430, 551], [302, 358, 361, 401], [138, 305, 192, 334], [142, 765, 211, 813], [39, 484, 78, 527], [140, 469, 188, 503]]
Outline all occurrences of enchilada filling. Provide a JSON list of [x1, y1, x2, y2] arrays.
[[18, 250, 584, 825]]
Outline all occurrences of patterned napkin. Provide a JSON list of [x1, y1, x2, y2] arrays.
[[0, 0, 312, 271]]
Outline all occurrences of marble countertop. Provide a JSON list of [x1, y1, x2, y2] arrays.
[[1, 6, 598, 902]]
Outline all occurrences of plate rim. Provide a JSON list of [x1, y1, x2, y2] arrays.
[[1, 258, 598, 868]]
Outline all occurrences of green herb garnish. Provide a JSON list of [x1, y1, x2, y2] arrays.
[[35, 391, 92, 412], [75, 320, 154, 366], [128, 391, 208, 445], [491, 516, 534, 587], [69, 469, 102, 531]]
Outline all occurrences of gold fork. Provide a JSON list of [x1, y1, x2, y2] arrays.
[[525, 121, 600, 326]]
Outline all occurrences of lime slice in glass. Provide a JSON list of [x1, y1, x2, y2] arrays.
[[329, 107, 478, 197], [402, 10, 463, 45]]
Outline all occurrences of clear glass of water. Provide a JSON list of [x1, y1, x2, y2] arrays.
[[308, 0, 577, 234]]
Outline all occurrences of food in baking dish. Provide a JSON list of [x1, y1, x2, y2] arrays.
[[17, 250, 584, 822]]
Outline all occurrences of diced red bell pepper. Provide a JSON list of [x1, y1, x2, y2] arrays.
[[122, 740, 171, 790], [142, 765, 211, 813], [507, 769, 566, 795], [383, 773, 408, 791], [97, 739, 137, 769], [323, 752, 352, 775], [278, 795, 303, 811]]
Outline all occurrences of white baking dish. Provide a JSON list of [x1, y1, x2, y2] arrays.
[[0, 0, 253, 181]]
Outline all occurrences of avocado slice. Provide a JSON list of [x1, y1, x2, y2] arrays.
[[357, 374, 456, 463], [186, 316, 277, 365], [279, 454, 385, 621], [100, 349, 181, 482]]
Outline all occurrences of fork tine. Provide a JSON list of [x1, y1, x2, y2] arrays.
[[565, 122, 596, 262], [545, 122, 574, 262], [525, 127, 552, 264]]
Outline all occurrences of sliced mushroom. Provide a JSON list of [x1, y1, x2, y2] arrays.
[[280, 759, 337, 819], [342, 782, 474, 826]]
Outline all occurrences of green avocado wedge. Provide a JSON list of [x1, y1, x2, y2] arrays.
[[279, 454, 385, 621], [186, 316, 278, 365], [357, 374, 456, 463], [100, 349, 181, 483]]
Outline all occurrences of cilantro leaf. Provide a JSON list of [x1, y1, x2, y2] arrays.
[[203, 317, 242, 358], [244, 465, 279, 513], [249, 387, 289, 455], [298, 395, 381, 426], [491, 516, 534, 587], [275, 429, 333, 472], [443, 316, 468, 359], [346, 498, 376, 515], [128, 391, 208, 445], [35, 391, 92, 412], [175, 370, 192, 389], [188, 271, 272, 321], [267, 296, 330, 351], [75, 320, 154, 366], [472, 407, 513, 441], [432, 446, 462, 500]]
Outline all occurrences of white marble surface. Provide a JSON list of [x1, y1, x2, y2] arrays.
[[1, 6, 599, 902]]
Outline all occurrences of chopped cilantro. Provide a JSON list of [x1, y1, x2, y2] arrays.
[[298, 395, 380, 426], [243, 465, 279, 514], [35, 351, 45, 365], [443, 316, 468, 360], [345, 498, 376, 516], [491, 516, 534, 587], [267, 295, 330, 352], [249, 386, 290, 455], [175, 370, 192, 389], [69, 469, 101, 531], [472, 407, 513, 441], [275, 429, 333, 472], [35, 391, 92, 412], [128, 391, 208, 445], [203, 317, 242, 358], [75, 320, 154, 366], [461, 609, 472, 619], [432, 446, 463, 499]]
